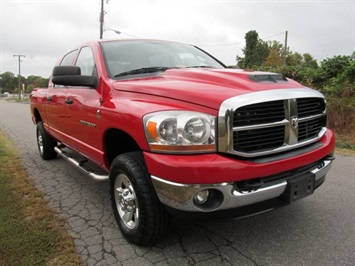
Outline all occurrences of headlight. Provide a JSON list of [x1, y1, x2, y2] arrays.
[[143, 111, 216, 153]]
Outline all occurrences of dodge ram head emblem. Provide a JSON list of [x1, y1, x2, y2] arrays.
[[291, 116, 299, 129]]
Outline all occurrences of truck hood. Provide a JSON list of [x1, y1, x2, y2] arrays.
[[112, 68, 304, 110]]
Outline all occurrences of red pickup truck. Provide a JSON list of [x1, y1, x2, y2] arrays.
[[30, 39, 335, 246]]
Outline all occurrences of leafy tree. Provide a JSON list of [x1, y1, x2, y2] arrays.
[[0, 72, 18, 93], [286, 52, 303, 67], [343, 59, 355, 83], [256, 40, 269, 66], [303, 53, 318, 68], [314, 54, 353, 88], [235, 55, 244, 68], [243, 30, 259, 68], [267, 40, 284, 57], [239, 30, 269, 68], [264, 48, 283, 67], [26, 75, 49, 92]]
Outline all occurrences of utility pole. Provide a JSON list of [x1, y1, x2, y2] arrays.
[[99, 0, 109, 39], [283, 30, 288, 66], [13, 54, 25, 99]]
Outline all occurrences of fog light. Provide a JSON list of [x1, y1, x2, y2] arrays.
[[194, 190, 210, 205]]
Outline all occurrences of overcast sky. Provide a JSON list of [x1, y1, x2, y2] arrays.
[[1, 0, 354, 78]]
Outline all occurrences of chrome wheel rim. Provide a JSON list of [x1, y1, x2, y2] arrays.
[[37, 130, 44, 155], [114, 173, 139, 229]]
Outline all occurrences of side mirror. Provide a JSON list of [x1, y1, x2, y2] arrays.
[[51, 66, 98, 88]]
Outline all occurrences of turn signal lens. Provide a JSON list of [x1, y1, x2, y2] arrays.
[[147, 121, 158, 140]]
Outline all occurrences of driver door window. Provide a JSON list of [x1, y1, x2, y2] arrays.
[[75, 47, 96, 76]]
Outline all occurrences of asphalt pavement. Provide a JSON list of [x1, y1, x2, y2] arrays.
[[0, 99, 354, 266]]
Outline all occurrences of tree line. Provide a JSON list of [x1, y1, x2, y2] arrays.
[[0, 72, 49, 94]]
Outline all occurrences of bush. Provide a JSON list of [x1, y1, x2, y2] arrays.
[[326, 97, 355, 134]]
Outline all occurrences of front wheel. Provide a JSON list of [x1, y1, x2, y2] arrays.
[[36, 121, 57, 160], [110, 152, 169, 246]]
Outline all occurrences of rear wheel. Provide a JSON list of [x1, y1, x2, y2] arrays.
[[36, 121, 57, 160], [110, 152, 169, 246]]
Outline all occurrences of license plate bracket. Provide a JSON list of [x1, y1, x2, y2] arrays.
[[281, 173, 315, 203]]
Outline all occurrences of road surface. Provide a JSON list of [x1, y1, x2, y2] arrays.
[[0, 100, 354, 266]]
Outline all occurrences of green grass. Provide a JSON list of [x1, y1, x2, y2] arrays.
[[0, 131, 82, 266], [4, 97, 29, 103], [336, 141, 355, 150], [334, 132, 355, 155]]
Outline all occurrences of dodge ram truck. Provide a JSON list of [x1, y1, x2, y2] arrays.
[[30, 39, 335, 246]]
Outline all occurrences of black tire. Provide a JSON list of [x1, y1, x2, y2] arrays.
[[36, 121, 57, 160], [109, 152, 169, 246]]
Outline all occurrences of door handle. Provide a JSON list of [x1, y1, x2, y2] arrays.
[[47, 96, 53, 101], [65, 98, 73, 104]]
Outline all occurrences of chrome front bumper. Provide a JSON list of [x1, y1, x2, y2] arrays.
[[151, 159, 333, 212]]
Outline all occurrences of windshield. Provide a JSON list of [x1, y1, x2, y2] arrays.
[[100, 40, 225, 79]]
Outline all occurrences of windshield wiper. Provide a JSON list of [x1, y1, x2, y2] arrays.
[[114, 67, 173, 78]]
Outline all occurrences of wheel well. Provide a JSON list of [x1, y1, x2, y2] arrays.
[[33, 108, 42, 123], [104, 129, 141, 167]]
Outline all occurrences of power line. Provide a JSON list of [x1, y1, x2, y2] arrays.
[[197, 32, 285, 47], [103, 25, 140, 38], [198, 41, 244, 47], [119, 31, 140, 38], [262, 32, 285, 40]]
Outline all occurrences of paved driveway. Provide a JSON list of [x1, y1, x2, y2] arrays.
[[1, 100, 354, 266]]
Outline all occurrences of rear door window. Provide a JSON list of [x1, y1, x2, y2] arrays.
[[60, 50, 78, 66]]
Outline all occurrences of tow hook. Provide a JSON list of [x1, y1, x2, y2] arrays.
[[325, 155, 335, 161], [237, 179, 264, 192]]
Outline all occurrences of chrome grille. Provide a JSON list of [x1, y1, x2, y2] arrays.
[[297, 98, 326, 117], [298, 116, 326, 142], [218, 88, 327, 157], [233, 100, 284, 127], [233, 126, 285, 152]]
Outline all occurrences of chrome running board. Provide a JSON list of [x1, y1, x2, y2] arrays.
[[54, 145, 109, 181]]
